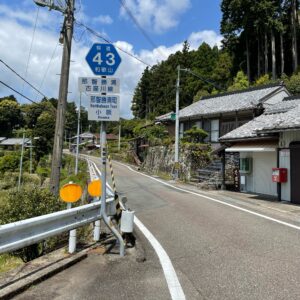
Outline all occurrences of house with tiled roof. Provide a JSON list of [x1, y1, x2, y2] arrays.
[[178, 83, 290, 150], [220, 96, 300, 203]]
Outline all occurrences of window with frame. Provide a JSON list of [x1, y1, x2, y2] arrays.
[[210, 119, 219, 142]]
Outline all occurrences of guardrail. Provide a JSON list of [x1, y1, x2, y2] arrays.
[[0, 153, 125, 255], [0, 198, 116, 254]]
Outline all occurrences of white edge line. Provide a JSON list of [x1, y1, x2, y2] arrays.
[[134, 216, 186, 300], [89, 158, 186, 300], [114, 161, 300, 232]]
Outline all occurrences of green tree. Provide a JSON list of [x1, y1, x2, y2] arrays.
[[33, 111, 56, 159], [181, 126, 208, 143], [228, 71, 249, 91], [0, 99, 23, 136]]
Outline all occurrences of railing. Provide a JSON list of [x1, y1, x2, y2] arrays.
[[0, 156, 116, 254]]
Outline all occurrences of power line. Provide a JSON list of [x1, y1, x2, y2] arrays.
[[35, 42, 59, 100], [75, 20, 152, 67], [118, 0, 167, 60], [21, 6, 40, 101], [0, 59, 48, 99], [0, 80, 39, 104]]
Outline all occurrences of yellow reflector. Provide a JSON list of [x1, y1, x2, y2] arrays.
[[59, 183, 82, 203], [88, 179, 102, 197]]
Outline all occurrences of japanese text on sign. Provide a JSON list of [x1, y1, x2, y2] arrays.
[[78, 77, 120, 93], [88, 95, 120, 121]]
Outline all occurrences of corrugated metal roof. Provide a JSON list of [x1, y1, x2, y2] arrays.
[[0, 138, 31, 145], [179, 84, 285, 120]]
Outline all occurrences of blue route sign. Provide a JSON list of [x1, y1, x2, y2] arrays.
[[85, 43, 121, 76]]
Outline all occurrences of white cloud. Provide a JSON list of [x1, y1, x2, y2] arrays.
[[120, 0, 191, 33], [0, 4, 222, 120], [188, 30, 223, 49], [92, 14, 113, 25]]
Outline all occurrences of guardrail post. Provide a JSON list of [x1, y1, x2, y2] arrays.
[[93, 220, 101, 241], [67, 202, 77, 253]]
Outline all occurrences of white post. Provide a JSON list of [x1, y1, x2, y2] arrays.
[[18, 133, 25, 191], [67, 202, 76, 253], [174, 65, 180, 180], [93, 220, 101, 241]]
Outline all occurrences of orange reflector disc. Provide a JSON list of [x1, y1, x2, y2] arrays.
[[88, 179, 102, 197], [60, 183, 82, 203]]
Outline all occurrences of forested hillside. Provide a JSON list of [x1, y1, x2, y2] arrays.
[[132, 0, 300, 119]]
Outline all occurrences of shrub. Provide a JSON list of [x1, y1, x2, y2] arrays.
[[0, 152, 20, 173], [0, 186, 64, 262], [181, 126, 208, 143]]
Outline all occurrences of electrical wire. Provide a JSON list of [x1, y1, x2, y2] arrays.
[[21, 6, 40, 101], [118, 0, 167, 60], [35, 42, 59, 100], [75, 20, 152, 67], [0, 59, 48, 99], [0, 80, 39, 104]]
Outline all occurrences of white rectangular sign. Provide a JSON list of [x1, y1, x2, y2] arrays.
[[88, 94, 120, 121], [78, 77, 120, 94]]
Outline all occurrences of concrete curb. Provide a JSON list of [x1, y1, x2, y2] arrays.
[[0, 251, 87, 300]]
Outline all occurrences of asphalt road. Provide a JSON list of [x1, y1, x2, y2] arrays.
[[16, 158, 300, 299]]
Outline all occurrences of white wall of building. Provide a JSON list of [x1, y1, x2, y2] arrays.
[[252, 152, 277, 196], [279, 131, 300, 148], [239, 151, 277, 196], [279, 149, 291, 201]]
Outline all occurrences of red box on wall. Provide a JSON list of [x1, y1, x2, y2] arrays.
[[272, 168, 288, 183]]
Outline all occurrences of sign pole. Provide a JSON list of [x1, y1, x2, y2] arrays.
[[101, 122, 107, 216], [75, 92, 81, 175], [93, 122, 103, 242]]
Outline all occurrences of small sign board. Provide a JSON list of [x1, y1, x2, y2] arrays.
[[78, 77, 120, 94], [88, 94, 120, 121]]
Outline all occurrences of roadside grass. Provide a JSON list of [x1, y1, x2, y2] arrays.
[[0, 153, 89, 273], [0, 254, 23, 273]]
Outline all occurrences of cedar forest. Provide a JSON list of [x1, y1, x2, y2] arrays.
[[132, 0, 300, 119]]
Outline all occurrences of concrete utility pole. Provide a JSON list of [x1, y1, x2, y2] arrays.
[[174, 65, 180, 180], [49, 0, 75, 195], [174, 67, 223, 180], [18, 133, 26, 191]]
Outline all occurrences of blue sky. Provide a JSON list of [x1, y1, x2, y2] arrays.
[[0, 0, 222, 118]]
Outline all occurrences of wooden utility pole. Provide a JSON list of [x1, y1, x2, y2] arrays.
[[50, 0, 75, 195]]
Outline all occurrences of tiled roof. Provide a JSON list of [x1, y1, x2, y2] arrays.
[[179, 84, 286, 120], [220, 97, 300, 141], [155, 111, 174, 122]]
